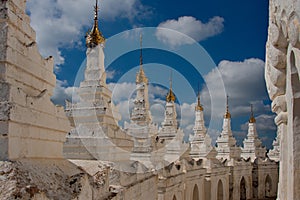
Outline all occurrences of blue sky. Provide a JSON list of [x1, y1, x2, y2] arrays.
[[26, 0, 276, 148]]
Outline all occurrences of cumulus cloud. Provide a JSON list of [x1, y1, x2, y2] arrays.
[[208, 129, 221, 146], [50, 58, 275, 147], [51, 80, 79, 106], [116, 100, 132, 124], [197, 58, 277, 147], [107, 82, 195, 131], [109, 82, 136, 102], [26, 0, 149, 70], [106, 70, 116, 80], [179, 103, 196, 129], [156, 16, 224, 47], [50, 81, 170, 127], [239, 114, 277, 148], [148, 84, 169, 100], [201, 58, 270, 118], [108, 82, 170, 126], [101, 0, 151, 21], [240, 114, 276, 132], [149, 103, 165, 126]]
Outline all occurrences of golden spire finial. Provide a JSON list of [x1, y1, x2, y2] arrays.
[[224, 95, 231, 118], [95, 0, 98, 20], [166, 70, 176, 102], [136, 33, 148, 84], [249, 104, 256, 123], [140, 33, 143, 66], [170, 70, 173, 89], [86, 0, 105, 47], [195, 83, 203, 111]]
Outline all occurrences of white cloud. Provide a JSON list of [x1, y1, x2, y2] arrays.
[[50, 81, 169, 127], [178, 103, 197, 141], [108, 82, 196, 131], [149, 103, 165, 126], [26, 0, 149, 70], [201, 58, 270, 118], [51, 81, 136, 124], [109, 82, 169, 127], [198, 58, 276, 147], [156, 16, 224, 47], [179, 103, 196, 129], [239, 114, 277, 148], [208, 129, 221, 146], [240, 114, 276, 132], [117, 100, 132, 124], [106, 70, 116, 80], [101, 0, 150, 21], [176, 102, 225, 145], [108, 82, 137, 125], [50, 57, 275, 147], [51, 80, 79, 106], [148, 84, 168, 100], [109, 82, 136, 103]]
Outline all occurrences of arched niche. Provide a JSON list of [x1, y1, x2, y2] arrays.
[[284, 45, 300, 199], [265, 174, 273, 198], [204, 179, 211, 200], [240, 176, 247, 200], [289, 49, 300, 95], [192, 184, 199, 200], [217, 179, 224, 200]]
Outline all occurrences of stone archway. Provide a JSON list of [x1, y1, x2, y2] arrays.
[[172, 195, 177, 200], [265, 174, 272, 198], [217, 179, 223, 200], [192, 184, 199, 200], [240, 176, 247, 200]]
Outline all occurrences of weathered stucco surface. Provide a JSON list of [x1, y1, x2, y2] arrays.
[[0, 0, 282, 199], [265, 0, 300, 199], [0, 0, 70, 160]]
